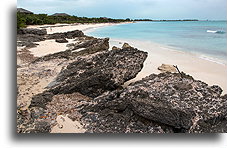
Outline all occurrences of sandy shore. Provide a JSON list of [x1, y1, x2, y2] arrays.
[[26, 22, 227, 94]]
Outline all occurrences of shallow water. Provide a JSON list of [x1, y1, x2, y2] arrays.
[[87, 21, 227, 65]]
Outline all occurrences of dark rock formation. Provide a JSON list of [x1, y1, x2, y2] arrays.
[[17, 28, 47, 49], [17, 34, 45, 43], [85, 72, 226, 131], [78, 72, 227, 133], [30, 92, 54, 109], [17, 28, 47, 36], [46, 30, 85, 39], [71, 38, 109, 51], [48, 47, 148, 98], [79, 90, 174, 133], [55, 38, 68, 43]]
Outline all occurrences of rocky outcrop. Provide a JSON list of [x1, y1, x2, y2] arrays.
[[83, 72, 226, 132], [17, 28, 47, 49], [17, 28, 47, 36], [47, 47, 148, 98], [17, 34, 46, 43], [46, 30, 85, 39], [71, 38, 109, 51], [79, 89, 174, 133], [158, 64, 177, 73]]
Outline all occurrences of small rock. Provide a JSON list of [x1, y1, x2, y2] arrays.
[[158, 64, 177, 73], [55, 38, 68, 43], [112, 46, 121, 50], [122, 43, 132, 48]]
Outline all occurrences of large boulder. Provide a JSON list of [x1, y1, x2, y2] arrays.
[[102, 72, 226, 131], [48, 47, 148, 98]]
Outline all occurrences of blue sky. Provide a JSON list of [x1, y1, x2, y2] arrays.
[[17, 0, 227, 20]]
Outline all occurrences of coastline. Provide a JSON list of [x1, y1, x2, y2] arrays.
[[25, 22, 227, 94]]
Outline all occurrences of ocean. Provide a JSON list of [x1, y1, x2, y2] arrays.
[[87, 21, 227, 65]]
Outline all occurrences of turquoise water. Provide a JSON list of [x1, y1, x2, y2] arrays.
[[87, 21, 227, 64]]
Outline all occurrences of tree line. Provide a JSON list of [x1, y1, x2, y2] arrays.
[[17, 12, 131, 30]]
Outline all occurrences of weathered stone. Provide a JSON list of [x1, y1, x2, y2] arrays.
[[122, 42, 132, 48], [81, 72, 227, 132], [48, 47, 148, 98], [55, 38, 68, 43], [17, 34, 45, 43], [30, 91, 54, 108], [18, 28, 47, 36], [79, 90, 174, 133], [112, 46, 121, 50], [46, 30, 85, 39], [72, 38, 109, 51], [117, 73, 226, 130], [158, 64, 177, 73]]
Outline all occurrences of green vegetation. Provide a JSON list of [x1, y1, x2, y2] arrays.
[[17, 12, 131, 30]]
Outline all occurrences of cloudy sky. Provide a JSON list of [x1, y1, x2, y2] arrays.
[[17, 0, 226, 20]]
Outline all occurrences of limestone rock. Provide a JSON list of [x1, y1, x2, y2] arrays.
[[18, 28, 47, 36], [158, 64, 177, 73], [46, 30, 85, 39], [48, 47, 148, 98], [82, 72, 227, 132], [122, 42, 132, 48]]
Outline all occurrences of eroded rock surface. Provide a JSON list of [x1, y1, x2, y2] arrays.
[[83, 72, 226, 132], [48, 47, 148, 98]]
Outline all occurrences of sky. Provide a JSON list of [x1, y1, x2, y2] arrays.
[[17, 0, 227, 20]]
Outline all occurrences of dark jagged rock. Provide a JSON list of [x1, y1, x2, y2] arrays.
[[46, 30, 85, 40], [55, 38, 68, 43], [79, 90, 174, 133], [28, 121, 51, 133], [17, 28, 47, 36], [30, 92, 54, 109], [79, 72, 227, 133], [48, 47, 148, 98], [71, 38, 109, 51], [17, 34, 46, 43], [32, 38, 109, 63], [91, 72, 226, 131], [17, 29, 46, 49]]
